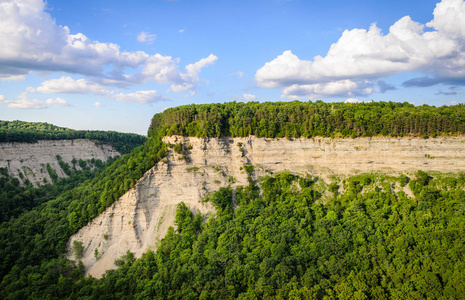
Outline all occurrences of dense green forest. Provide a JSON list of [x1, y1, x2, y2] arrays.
[[0, 120, 146, 154], [1, 171, 464, 299], [150, 101, 465, 138], [0, 157, 117, 223], [1, 101, 465, 299], [0, 133, 167, 284]]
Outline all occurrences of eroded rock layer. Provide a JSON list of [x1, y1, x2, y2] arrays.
[[0, 139, 120, 185], [68, 136, 465, 278]]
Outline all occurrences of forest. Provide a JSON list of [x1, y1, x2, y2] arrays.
[[0, 101, 464, 299], [0, 120, 147, 154], [150, 101, 465, 138], [0, 157, 117, 223], [0, 132, 167, 287], [1, 171, 464, 299]]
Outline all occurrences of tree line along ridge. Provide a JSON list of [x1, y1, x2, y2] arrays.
[[1, 101, 465, 298], [150, 101, 465, 139]]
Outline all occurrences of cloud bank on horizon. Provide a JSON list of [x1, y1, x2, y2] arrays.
[[0, 0, 217, 108], [256, 0, 465, 99]]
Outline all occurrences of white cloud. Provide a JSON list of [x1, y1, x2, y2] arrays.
[[34, 76, 109, 95], [179, 29, 184, 33], [345, 98, 362, 103], [256, 0, 465, 98], [0, 92, 67, 109], [93, 102, 101, 108], [7, 99, 46, 109], [115, 90, 168, 104], [184, 54, 218, 78], [171, 54, 218, 92], [0, 92, 46, 109], [242, 93, 257, 101], [282, 80, 374, 99], [137, 31, 157, 44], [427, 0, 465, 39], [0, 75, 25, 81], [134, 54, 180, 85], [46, 97, 69, 106], [0, 0, 216, 94], [1, 92, 47, 109], [232, 71, 244, 78], [32, 76, 174, 105]]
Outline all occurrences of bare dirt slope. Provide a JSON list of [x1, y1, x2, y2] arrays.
[[68, 136, 465, 278]]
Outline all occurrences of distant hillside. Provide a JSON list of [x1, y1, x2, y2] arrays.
[[0, 120, 146, 154], [0, 139, 120, 186], [150, 101, 465, 138]]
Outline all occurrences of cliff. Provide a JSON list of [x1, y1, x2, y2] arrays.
[[68, 136, 465, 278], [0, 139, 120, 185]]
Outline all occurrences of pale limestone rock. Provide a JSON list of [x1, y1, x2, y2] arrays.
[[0, 139, 120, 185], [68, 136, 465, 278]]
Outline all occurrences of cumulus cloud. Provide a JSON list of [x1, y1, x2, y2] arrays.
[[7, 99, 46, 109], [345, 98, 363, 103], [0, 0, 216, 94], [427, 0, 465, 39], [115, 90, 168, 104], [33, 76, 109, 95], [345, 98, 374, 104], [46, 97, 69, 106], [31, 76, 173, 105], [0, 93, 44, 109], [170, 54, 218, 92], [185, 54, 218, 79], [282, 80, 374, 99], [93, 102, 101, 108], [137, 31, 157, 44], [0, 92, 68, 109], [255, 0, 465, 98], [242, 93, 257, 101]]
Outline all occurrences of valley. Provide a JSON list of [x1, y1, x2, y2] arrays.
[[1, 101, 465, 299]]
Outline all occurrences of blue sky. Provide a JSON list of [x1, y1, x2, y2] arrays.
[[0, 0, 464, 135]]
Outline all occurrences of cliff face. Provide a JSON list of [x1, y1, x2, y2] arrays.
[[0, 139, 120, 185], [67, 136, 465, 278]]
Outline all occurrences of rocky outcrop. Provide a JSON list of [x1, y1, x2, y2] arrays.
[[0, 139, 120, 185], [68, 136, 465, 278]]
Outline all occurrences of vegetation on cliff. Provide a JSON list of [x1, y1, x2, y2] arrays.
[[0, 157, 117, 223], [150, 101, 465, 138], [0, 120, 146, 154], [1, 171, 464, 299], [1, 101, 465, 298], [0, 132, 168, 285]]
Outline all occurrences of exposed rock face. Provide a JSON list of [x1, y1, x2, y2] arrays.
[[68, 136, 465, 278], [0, 139, 120, 185]]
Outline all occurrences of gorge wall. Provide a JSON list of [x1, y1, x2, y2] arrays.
[[67, 135, 465, 278], [0, 139, 120, 185]]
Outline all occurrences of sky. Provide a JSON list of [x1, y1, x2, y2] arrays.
[[0, 0, 464, 135]]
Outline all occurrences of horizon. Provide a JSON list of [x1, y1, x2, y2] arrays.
[[1, 0, 464, 135]]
